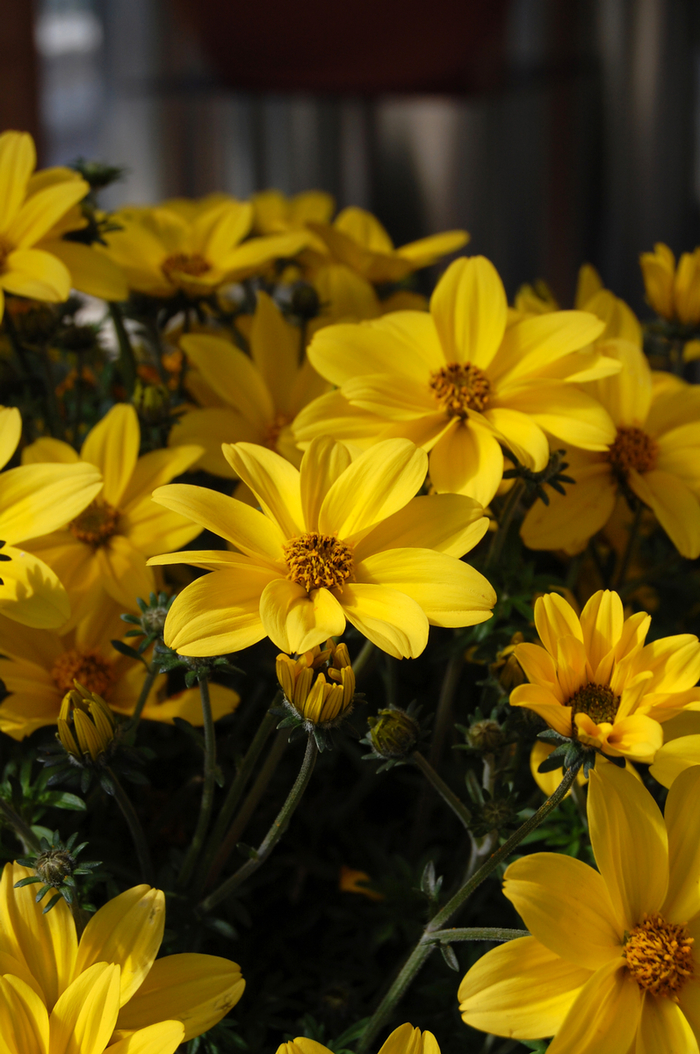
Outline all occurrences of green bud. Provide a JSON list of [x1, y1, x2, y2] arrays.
[[467, 719, 504, 754], [367, 707, 420, 759]]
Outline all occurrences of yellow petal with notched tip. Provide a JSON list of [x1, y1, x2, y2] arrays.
[[430, 256, 507, 369], [223, 443, 304, 538], [534, 592, 583, 655], [75, 887, 164, 1006], [0, 547, 70, 628], [299, 437, 353, 531], [458, 936, 592, 1039], [116, 953, 244, 1042]]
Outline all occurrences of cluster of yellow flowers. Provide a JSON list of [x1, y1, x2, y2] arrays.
[[3, 124, 700, 1054]]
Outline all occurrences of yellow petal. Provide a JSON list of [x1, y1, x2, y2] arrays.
[[458, 936, 592, 1039], [342, 373, 436, 420], [503, 853, 622, 969], [7, 179, 87, 248], [80, 404, 139, 506], [163, 567, 274, 656], [0, 545, 70, 628], [318, 439, 427, 538], [259, 579, 346, 652], [107, 1021, 185, 1054], [508, 684, 572, 736], [308, 313, 443, 387], [355, 493, 488, 561], [586, 339, 651, 427], [49, 961, 120, 1054], [98, 536, 155, 611], [546, 960, 641, 1054], [429, 419, 503, 507], [649, 735, 700, 790], [634, 995, 699, 1054], [485, 406, 549, 470], [579, 590, 624, 680], [497, 311, 605, 384], [151, 484, 286, 564], [534, 592, 583, 656], [629, 468, 700, 559], [0, 405, 21, 470], [521, 463, 617, 554], [0, 973, 49, 1054], [0, 462, 102, 544], [181, 334, 274, 429], [514, 642, 560, 692], [499, 383, 616, 450], [1, 247, 72, 302], [338, 582, 428, 658], [222, 443, 304, 538], [659, 766, 700, 922], [134, 682, 240, 725], [430, 256, 507, 369], [22, 436, 81, 465], [0, 131, 36, 230], [75, 886, 164, 1006], [574, 263, 603, 308], [121, 445, 204, 511], [588, 763, 668, 930], [43, 239, 128, 301], [299, 437, 353, 531], [398, 229, 469, 265], [293, 389, 388, 445], [356, 548, 495, 627], [219, 231, 310, 279], [116, 953, 244, 1042], [249, 291, 301, 413]]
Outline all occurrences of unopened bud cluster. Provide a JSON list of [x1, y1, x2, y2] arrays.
[[276, 639, 355, 728], [57, 682, 117, 766]]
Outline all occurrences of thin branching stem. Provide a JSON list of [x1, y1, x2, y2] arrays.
[[177, 677, 218, 889]]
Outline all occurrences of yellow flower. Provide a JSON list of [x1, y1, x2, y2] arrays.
[[0, 861, 244, 1041], [510, 589, 700, 764], [305, 205, 469, 284], [0, 603, 239, 740], [251, 188, 335, 235], [640, 243, 700, 325], [459, 762, 700, 1053], [21, 403, 204, 624], [57, 682, 117, 762], [149, 436, 495, 659], [0, 405, 102, 628], [276, 1024, 439, 1054], [0, 132, 90, 319], [276, 639, 355, 725], [295, 256, 617, 506], [168, 291, 329, 477], [521, 340, 700, 557], [99, 197, 309, 299]]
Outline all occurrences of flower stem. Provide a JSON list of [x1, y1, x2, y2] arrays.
[[425, 926, 529, 943], [177, 677, 218, 889], [199, 701, 279, 886], [106, 767, 155, 885], [357, 762, 580, 1051], [0, 797, 41, 853], [484, 478, 526, 571], [124, 662, 159, 740], [352, 638, 376, 681], [198, 733, 318, 914], [614, 500, 643, 590], [109, 302, 137, 395], [412, 752, 471, 829]]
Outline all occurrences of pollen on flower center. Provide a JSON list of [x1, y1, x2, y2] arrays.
[[606, 426, 658, 477], [52, 648, 116, 700], [69, 499, 120, 548], [624, 913, 695, 997], [162, 252, 211, 282], [569, 682, 620, 728], [429, 362, 491, 418], [283, 532, 354, 593]]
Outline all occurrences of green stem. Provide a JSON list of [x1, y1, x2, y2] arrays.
[[109, 302, 137, 395], [412, 752, 471, 829], [199, 702, 279, 884], [352, 638, 376, 681], [0, 797, 41, 852], [426, 927, 529, 943], [198, 733, 318, 914], [124, 663, 159, 741], [39, 346, 64, 439], [358, 762, 580, 1050], [106, 767, 155, 884], [484, 478, 525, 571], [177, 678, 218, 889], [613, 500, 643, 590], [202, 729, 290, 892], [428, 648, 463, 767]]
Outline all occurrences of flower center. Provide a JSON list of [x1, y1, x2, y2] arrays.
[[429, 362, 491, 418], [569, 682, 620, 728], [69, 500, 120, 549], [283, 533, 354, 593], [161, 252, 211, 284], [624, 914, 695, 997], [606, 426, 658, 478], [264, 412, 293, 451], [52, 649, 116, 700]]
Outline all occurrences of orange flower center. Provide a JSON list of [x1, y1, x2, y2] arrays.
[[52, 648, 116, 699], [429, 362, 491, 418], [606, 426, 658, 477], [283, 532, 354, 593], [264, 412, 293, 451], [624, 913, 695, 997], [161, 252, 211, 285], [569, 682, 619, 730], [69, 500, 120, 549]]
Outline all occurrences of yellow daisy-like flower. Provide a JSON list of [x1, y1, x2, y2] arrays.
[[277, 1024, 440, 1054], [21, 403, 204, 624], [0, 406, 102, 628], [99, 197, 309, 300], [460, 762, 700, 1053], [304, 205, 468, 284], [640, 242, 700, 326], [521, 340, 700, 558], [510, 589, 700, 763], [0, 131, 90, 319], [149, 436, 495, 659], [251, 188, 335, 235], [295, 256, 617, 506], [0, 603, 239, 740], [168, 291, 329, 476], [0, 862, 244, 1041]]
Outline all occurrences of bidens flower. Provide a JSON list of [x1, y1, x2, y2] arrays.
[[510, 589, 700, 764], [149, 436, 496, 659], [459, 763, 700, 1054], [276, 1024, 440, 1054], [295, 256, 617, 507], [640, 242, 700, 326]]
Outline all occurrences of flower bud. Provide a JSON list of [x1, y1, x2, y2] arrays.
[[57, 682, 117, 765], [132, 378, 171, 424], [367, 708, 420, 759], [276, 639, 355, 727], [290, 282, 321, 320], [466, 719, 504, 754]]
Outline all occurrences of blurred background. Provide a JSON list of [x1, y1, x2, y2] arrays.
[[3, 0, 700, 310]]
